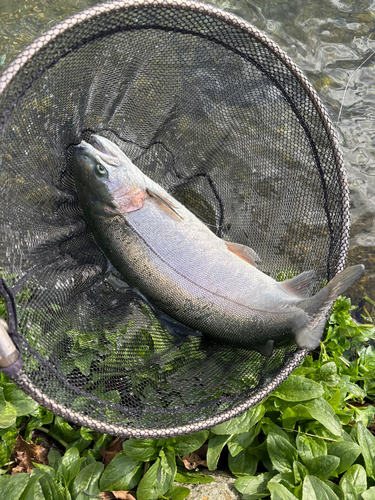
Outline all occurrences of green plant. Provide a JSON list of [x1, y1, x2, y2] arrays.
[[0, 296, 374, 499]]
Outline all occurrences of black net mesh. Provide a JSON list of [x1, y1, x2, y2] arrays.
[[0, 0, 349, 437]]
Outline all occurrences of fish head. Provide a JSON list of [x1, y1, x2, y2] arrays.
[[72, 135, 147, 217]]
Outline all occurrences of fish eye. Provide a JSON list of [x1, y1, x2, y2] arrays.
[[95, 163, 107, 177]]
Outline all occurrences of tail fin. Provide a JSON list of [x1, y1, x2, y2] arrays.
[[295, 264, 365, 350]]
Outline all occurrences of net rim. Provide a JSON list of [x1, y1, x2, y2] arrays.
[[0, 0, 349, 435], [14, 349, 307, 438]]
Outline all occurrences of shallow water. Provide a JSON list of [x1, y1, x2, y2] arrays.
[[1, 0, 375, 304]]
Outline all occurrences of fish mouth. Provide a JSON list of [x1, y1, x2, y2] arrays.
[[91, 135, 108, 154], [90, 135, 121, 166]]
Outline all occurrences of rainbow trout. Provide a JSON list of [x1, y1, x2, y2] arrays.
[[72, 135, 364, 356]]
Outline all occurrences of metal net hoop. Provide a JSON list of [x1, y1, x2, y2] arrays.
[[0, 0, 349, 437]]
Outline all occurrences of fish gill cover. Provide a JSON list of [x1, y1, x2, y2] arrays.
[[0, 0, 351, 437]]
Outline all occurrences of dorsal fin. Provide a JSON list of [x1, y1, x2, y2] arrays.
[[225, 241, 261, 267], [280, 270, 317, 298], [146, 188, 183, 221]]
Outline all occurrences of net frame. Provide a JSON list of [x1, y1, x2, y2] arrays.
[[0, 0, 350, 437]]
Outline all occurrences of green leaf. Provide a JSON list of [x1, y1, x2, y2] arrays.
[[71, 461, 104, 500], [24, 407, 54, 442], [303, 398, 343, 436], [0, 427, 18, 467], [175, 468, 214, 484], [99, 451, 142, 491], [66, 436, 92, 454], [49, 417, 81, 444], [57, 447, 86, 487], [234, 472, 275, 498], [82, 449, 99, 465], [166, 431, 209, 456], [268, 482, 299, 500], [273, 376, 324, 401], [0, 401, 17, 428], [304, 455, 340, 480], [227, 428, 258, 457], [362, 487, 375, 500], [339, 476, 357, 500], [282, 404, 312, 429], [136, 453, 175, 500], [19, 472, 45, 500], [136, 457, 160, 499], [339, 464, 367, 495], [268, 471, 295, 487], [293, 461, 308, 484], [296, 434, 327, 463], [267, 432, 298, 473], [29, 469, 64, 500], [210, 403, 265, 435], [0, 474, 29, 499], [160, 448, 177, 491], [47, 450, 61, 470], [122, 438, 160, 461], [33, 463, 55, 474], [351, 405, 375, 428], [164, 485, 190, 500], [60, 446, 80, 468], [318, 361, 338, 379], [261, 418, 290, 440], [326, 441, 361, 475], [79, 427, 94, 441], [302, 475, 339, 500], [2, 384, 37, 417], [356, 423, 375, 480], [94, 433, 112, 450], [324, 480, 344, 500], [207, 434, 231, 471], [344, 381, 367, 401], [228, 448, 258, 477], [251, 440, 273, 471]]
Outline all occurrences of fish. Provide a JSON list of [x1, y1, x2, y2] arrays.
[[72, 135, 365, 357]]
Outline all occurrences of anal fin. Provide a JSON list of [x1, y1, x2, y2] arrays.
[[146, 188, 183, 221], [252, 339, 274, 357], [225, 241, 261, 267], [280, 270, 317, 298]]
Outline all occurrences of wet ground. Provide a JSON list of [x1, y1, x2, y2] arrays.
[[1, 0, 375, 306]]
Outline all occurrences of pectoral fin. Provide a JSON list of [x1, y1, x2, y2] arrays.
[[111, 185, 146, 213], [225, 242, 261, 267], [146, 188, 183, 220], [155, 309, 202, 339]]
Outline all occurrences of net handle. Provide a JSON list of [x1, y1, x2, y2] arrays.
[[0, 280, 23, 377]]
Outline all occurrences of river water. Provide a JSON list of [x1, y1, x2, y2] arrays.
[[1, 0, 375, 305]]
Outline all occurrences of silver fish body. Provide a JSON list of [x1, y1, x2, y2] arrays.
[[72, 135, 365, 354]]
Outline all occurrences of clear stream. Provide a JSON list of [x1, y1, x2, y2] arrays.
[[1, 0, 375, 304]]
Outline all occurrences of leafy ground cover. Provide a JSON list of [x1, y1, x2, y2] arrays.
[[0, 296, 374, 499]]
